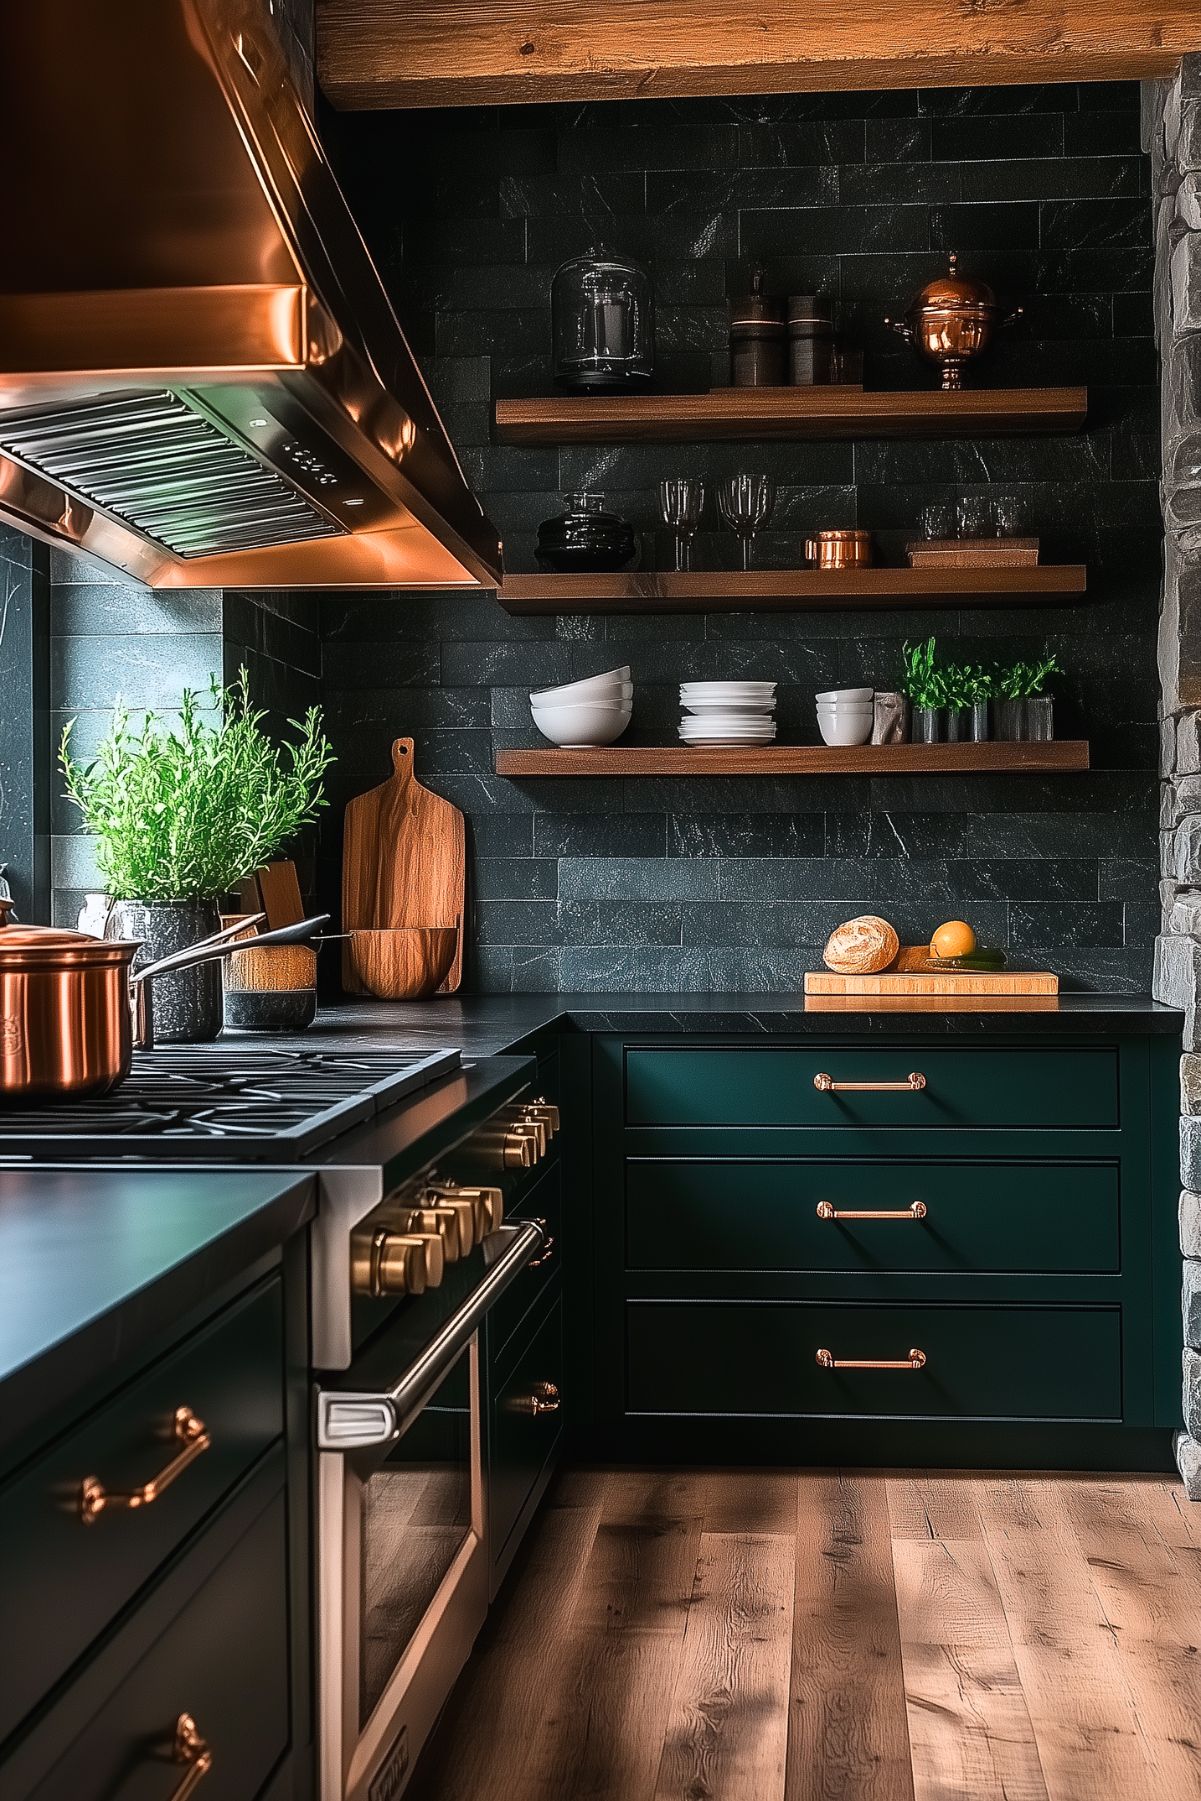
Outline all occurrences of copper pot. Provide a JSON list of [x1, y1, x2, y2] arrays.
[[885, 252, 1021, 391], [0, 901, 331, 1101], [0, 900, 141, 1101], [805, 529, 873, 570]]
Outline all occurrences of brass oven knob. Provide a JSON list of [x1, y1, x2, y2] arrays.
[[397, 1202, 467, 1262], [522, 1098, 560, 1139], [503, 1124, 540, 1168], [427, 1182, 503, 1240], [422, 1195, 476, 1258], [351, 1227, 445, 1298]]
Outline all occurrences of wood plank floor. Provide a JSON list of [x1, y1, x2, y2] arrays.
[[407, 1469, 1201, 1801]]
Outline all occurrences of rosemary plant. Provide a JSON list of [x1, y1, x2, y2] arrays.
[[60, 671, 335, 902]]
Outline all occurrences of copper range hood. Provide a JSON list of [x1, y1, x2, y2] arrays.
[[0, 0, 501, 589]]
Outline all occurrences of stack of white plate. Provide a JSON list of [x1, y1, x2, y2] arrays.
[[679, 680, 777, 746], [531, 666, 632, 747]]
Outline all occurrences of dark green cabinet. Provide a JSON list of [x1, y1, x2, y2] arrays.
[[488, 1294, 564, 1589], [592, 1030, 1179, 1469]]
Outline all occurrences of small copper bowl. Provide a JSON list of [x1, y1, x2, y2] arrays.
[[805, 529, 873, 570]]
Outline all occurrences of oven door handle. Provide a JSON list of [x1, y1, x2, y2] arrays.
[[316, 1221, 544, 1452]]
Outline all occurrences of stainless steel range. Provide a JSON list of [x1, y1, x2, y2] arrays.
[[0, 1040, 561, 1801]]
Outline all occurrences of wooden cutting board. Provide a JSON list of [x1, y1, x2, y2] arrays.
[[805, 968, 1059, 996], [342, 738, 466, 993]]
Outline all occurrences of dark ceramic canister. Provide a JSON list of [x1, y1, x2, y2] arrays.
[[968, 700, 991, 742], [911, 706, 943, 744], [945, 707, 967, 744], [728, 267, 786, 387], [551, 249, 654, 391], [110, 899, 223, 1044], [787, 295, 834, 386], [536, 492, 637, 572]]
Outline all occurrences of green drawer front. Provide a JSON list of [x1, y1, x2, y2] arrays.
[[489, 1297, 563, 1569], [0, 1278, 283, 1745], [30, 1485, 290, 1801], [624, 1047, 1118, 1129], [626, 1301, 1122, 1421], [626, 1160, 1121, 1275]]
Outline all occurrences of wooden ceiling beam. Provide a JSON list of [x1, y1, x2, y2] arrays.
[[316, 0, 1195, 111]]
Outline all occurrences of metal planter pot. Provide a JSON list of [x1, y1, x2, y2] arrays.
[[111, 900, 223, 1043]]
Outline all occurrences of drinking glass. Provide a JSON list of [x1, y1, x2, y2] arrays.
[[994, 496, 1025, 537], [717, 473, 776, 571], [658, 478, 706, 572]]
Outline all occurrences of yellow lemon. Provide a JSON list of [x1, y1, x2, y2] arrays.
[[930, 919, 976, 960]]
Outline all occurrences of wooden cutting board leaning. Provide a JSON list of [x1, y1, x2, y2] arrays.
[[341, 737, 466, 997]]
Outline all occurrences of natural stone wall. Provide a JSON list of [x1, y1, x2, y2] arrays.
[[1146, 55, 1201, 1495]]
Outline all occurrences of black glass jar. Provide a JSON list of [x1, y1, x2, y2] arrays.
[[551, 250, 654, 391], [535, 492, 637, 572]]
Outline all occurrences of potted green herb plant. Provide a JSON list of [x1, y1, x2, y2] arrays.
[[901, 637, 945, 743], [61, 672, 335, 1043], [994, 653, 1061, 742], [942, 661, 970, 743], [1020, 652, 1061, 742], [960, 665, 994, 743]]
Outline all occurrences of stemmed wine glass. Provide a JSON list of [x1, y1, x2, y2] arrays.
[[718, 473, 776, 571], [658, 478, 706, 572]]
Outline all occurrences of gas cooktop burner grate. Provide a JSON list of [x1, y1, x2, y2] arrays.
[[0, 1045, 460, 1162]]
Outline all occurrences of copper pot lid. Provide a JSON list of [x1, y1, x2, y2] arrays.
[[0, 897, 138, 963], [909, 252, 998, 313]]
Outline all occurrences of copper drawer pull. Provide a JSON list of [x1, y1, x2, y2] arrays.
[[79, 1406, 210, 1523], [814, 1071, 926, 1093], [511, 1380, 561, 1416], [167, 1712, 213, 1801], [528, 1217, 556, 1266], [816, 1201, 928, 1222], [816, 1347, 927, 1371]]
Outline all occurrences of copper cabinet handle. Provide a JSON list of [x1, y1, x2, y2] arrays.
[[511, 1380, 561, 1416], [816, 1201, 928, 1222], [167, 1712, 213, 1801], [813, 1071, 926, 1093], [78, 1406, 210, 1522], [815, 1348, 927, 1371], [528, 1217, 556, 1266]]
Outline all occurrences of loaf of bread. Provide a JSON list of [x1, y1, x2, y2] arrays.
[[822, 915, 900, 975]]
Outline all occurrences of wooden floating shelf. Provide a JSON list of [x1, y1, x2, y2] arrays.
[[496, 742, 1090, 778], [497, 566, 1087, 615], [493, 387, 1088, 445]]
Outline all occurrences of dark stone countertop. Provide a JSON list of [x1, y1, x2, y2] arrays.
[[282, 992, 1183, 1058], [0, 1167, 314, 1464]]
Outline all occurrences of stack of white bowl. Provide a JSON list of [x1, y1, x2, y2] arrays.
[[815, 686, 873, 746], [530, 666, 633, 747], [679, 680, 777, 746]]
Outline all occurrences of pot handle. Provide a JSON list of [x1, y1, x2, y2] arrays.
[[132, 914, 330, 986], [884, 316, 914, 343], [1000, 305, 1024, 330]]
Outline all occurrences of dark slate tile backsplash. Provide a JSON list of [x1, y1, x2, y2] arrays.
[[317, 83, 1157, 992]]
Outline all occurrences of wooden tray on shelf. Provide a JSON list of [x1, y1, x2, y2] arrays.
[[907, 537, 1040, 567]]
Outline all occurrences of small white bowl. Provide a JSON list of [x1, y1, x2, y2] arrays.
[[532, 699, 632, 747], [533, 693, 630, 714], [816, 686, 873, 703], [817, 712, 873, 746], [531, 667, 631, 703]]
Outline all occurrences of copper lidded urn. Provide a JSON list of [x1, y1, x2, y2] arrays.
[[0, 899, 141, 1101], [885, 252, 1021, 391]]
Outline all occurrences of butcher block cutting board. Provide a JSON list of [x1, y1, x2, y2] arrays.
[[342, 738, 466, 993], [805, 967, 1059, 996]]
